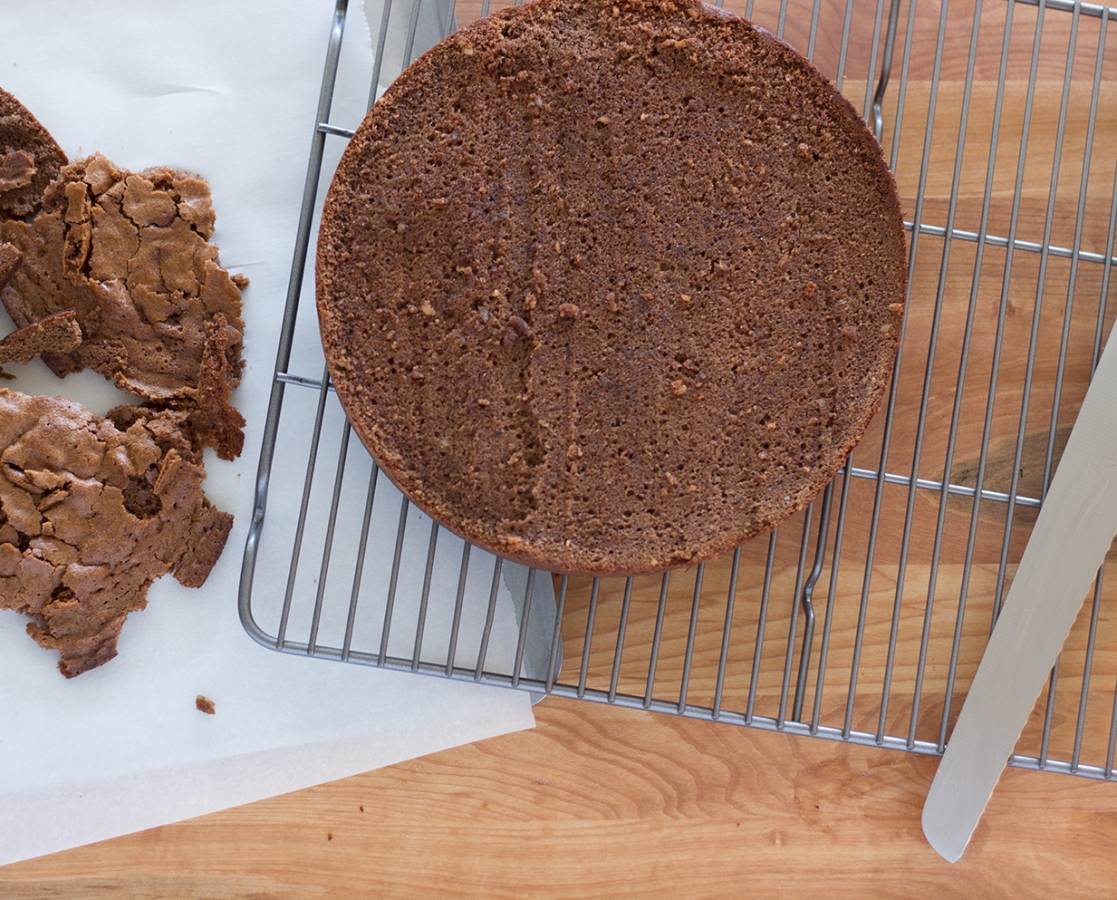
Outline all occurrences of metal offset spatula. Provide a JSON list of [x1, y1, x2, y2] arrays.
[[922, 320, 1117, 862]]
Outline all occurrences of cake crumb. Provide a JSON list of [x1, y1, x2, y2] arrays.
[[196, 695, 216, 715]]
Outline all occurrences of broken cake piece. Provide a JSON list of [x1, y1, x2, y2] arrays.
[[0, 153, 247, 459], [0, 387, 233, 677], [0, 309, 82, 378], [0, 87, 68, 220]]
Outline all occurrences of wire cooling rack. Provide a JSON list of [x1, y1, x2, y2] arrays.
[[240, 0, 1117, 779]]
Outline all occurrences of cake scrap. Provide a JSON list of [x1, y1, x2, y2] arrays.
[[0, 87, 67, 220], [0, 388, 233, 678], [0, 153, 247, 460], [0, 310, 82, 378], [0, 86, 246, 677]]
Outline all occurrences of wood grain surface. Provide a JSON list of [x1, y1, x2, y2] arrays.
[[4, 0, 1117, 894], [2, 696, 1116, 898]]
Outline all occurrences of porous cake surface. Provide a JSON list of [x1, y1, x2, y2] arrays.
[[316, 0, 907, 575]]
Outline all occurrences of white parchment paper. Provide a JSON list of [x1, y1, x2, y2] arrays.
[[0, 0, 538, 867]]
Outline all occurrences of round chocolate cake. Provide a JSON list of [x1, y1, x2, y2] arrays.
[[316, 0, 907, 575]]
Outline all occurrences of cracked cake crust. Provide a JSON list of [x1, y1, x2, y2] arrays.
[[0, 388, 233, 677], [0, 153, 247, 460], [0, 89, 245, 675]]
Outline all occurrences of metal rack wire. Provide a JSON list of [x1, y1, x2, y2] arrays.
[[239, 0, 1117, 779]]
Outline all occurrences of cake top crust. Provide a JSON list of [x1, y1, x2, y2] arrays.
[[0, 153, 247, 460], [0, 388, 233, 677]]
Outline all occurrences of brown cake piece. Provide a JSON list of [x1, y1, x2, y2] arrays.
[[316, 0, 907, 575], [0, 87, 67, 220], [0, 388, 233, 677], [0, 242, 19, 288], [0, 153, 247, 459], [0, 310, 82, 377]]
